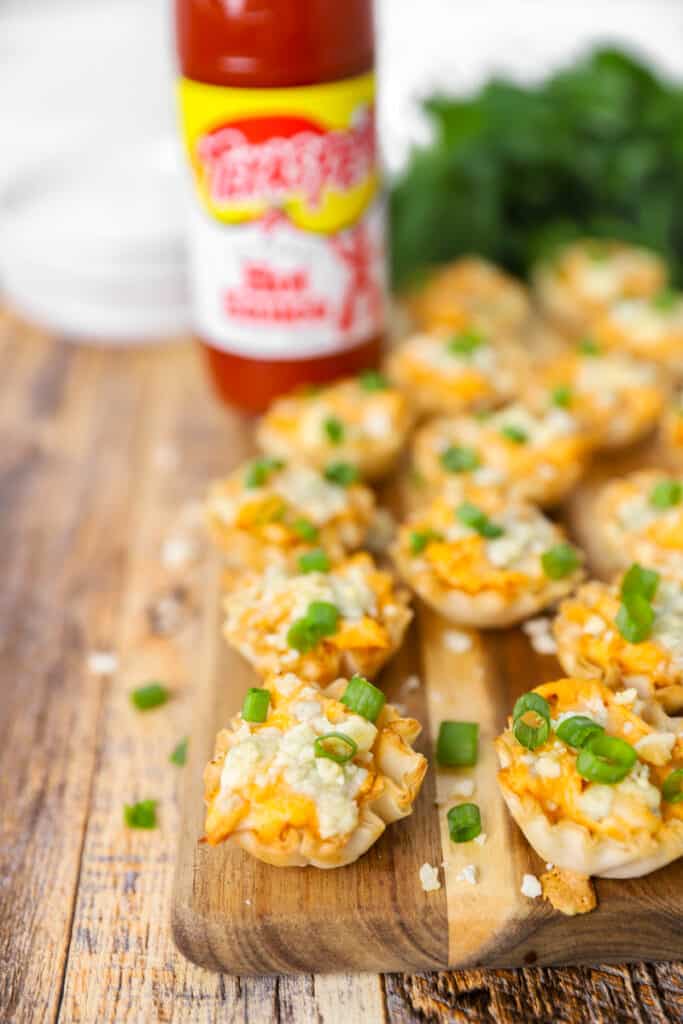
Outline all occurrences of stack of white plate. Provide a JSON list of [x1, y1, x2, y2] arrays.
[[0, 137, 190, 343]]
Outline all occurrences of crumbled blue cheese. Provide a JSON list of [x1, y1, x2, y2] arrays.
[[634, 731, 676, 766], [419, 862, 442, 892], [456, 864, 478, 885], [578, 784, 615, 821], [272, 464, 350, 524], [520, 873, 542, 898]]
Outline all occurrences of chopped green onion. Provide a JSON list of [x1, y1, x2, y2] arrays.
[[576, 733, 636, 784], [324, 461, 359, 486], [298, 548, 330, 573], [555, 716, 604, 749], [170, 737, 188, 766], [410, 528, 444, 554], [287, 601, 340, 652], [512, 692, 551, 750], [242, 687, 271, 723], [620, 563, 660, 603], [651, 287, 678, 312], [245, 456, 284, 488], [616, 593, 655, 644], [541, 543, 580, 580], [500, 424, 528, 445], [340, 674, 385, 723], [447, 328, 486, 357], [447, 802, 482, 843], [662, 768, 683, 803], [323, 416, 345, 444], [130, 682, 169, 711], [291, 517, 319, 542], [456, 501, 504, 539], [579, 337, 601, 357], [440, 445, 481, 474], [359, 369, 389, 391], [551, 384, 573, 408], [124, 799, 157, 829], [314, 732, 358, 764], [649, 479, 682, 509], [436, 721, 479, 766]]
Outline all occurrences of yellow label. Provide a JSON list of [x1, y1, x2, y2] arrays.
[[177, 72, 378, 235]]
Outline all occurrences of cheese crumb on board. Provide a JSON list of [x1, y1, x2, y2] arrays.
[[521, 873, 542, 899], [87, 651, 118, 676], [473, 832, 487, 847], [162, 535, 198, 568], [419, 862, 442, 892], [402, 674, 421, 693], [451, 778, 475, 799], [443, 629, 472, 654], [455, 864, 478, 885]]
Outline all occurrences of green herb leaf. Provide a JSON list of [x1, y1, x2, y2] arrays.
[[323, 416, 345, 444], [245, 457, 284, 489], [170, 738, 188, 766], [456, 501, 504, 539], [124, 799, 157, 829], [130, 682, 169, 711], [649, 479, 683, 509], [298, 548, 330, 573], [541, 543, 580, 580], [358, 369, 389, 391], [324, 462, 359, 486], [440, 445, 481, 474]]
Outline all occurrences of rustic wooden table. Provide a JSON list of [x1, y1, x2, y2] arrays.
[[2, 314, 682, 1024]]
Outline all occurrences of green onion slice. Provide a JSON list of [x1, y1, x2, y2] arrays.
[[298, 548, 330, 573], [620, 563, 660, 603], [242, 687, 271, 723], [579, 337, 601, 357], [447, 802, 482, 843], [436, 721, 479, 766], [551, 384, 573, 408], [287, 601, 340, 652], [541, 542, 580, 580], [358, 369, 389, 391], [244, 456, 284, 488], [324, 461, 359, 486], [410, 528, 444, 554], [662, 768, 683, 803], [291, 517, 319, 542], [576, 733, 637, 784], [500, 424, 528, 445], [456, 501, 504, 539], [124, 799, 157, 829], [555, 716, 604, 749], [314, 732, 358, 764], [440, 445, 481, 474], [447, 329, 486, 357], [170, 737, 188, 766], [323, 416, 345, 444], [512, 692, 551, 750], [651, 287, 678, 313], [616, 594, 655, 644], [130, 682, 169, 711], [649, 479, 683, 509], [340, 674, 385, 723]]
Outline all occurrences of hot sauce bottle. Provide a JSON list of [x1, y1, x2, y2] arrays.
[[175, 0, 386, 412]]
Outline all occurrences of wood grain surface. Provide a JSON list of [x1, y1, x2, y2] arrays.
[[1, 312, 682, 1021]]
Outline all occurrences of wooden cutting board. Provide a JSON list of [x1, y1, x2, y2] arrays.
[[172, 438, 683, 975]]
